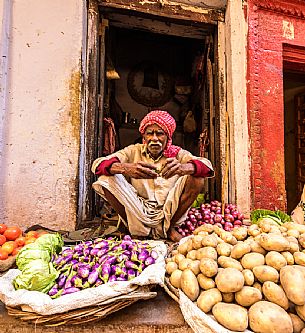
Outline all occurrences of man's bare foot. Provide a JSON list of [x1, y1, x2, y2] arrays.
[[168, 227, 182, 242]]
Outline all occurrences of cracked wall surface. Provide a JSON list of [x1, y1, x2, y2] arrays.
[[247, 0, 305, 211]]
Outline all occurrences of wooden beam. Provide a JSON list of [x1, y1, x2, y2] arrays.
[[106, 12, 212, 38], [78, 0, 100, 224], [99, 0, 225, 24]]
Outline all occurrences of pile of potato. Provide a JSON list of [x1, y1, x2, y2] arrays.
[[166, 220, 305, 333]]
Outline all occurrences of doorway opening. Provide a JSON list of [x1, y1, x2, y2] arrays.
[[80, 6, 222, 226], [283, 44, 305, 213], [284, 71, 305, 213]]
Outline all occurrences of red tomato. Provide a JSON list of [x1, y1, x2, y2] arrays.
[[0, 224, 7, 235], [0, 235, 6, 246], [3, 226, 22, 241], [12, 247, 22, 256], [25, 231, 39, 239], [0, 249, 9, 260], [15, 236, 25, 247], [1, 241, 16, 255]]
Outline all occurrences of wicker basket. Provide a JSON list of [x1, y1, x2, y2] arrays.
[[6, 286, 157, 326], [0, 255, 16, 273]]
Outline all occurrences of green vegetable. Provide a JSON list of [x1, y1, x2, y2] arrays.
[[34, 233, 64, 253], [250, 209, 291, 225], [16, 244, 51, 270], [13, 259, 59, 293], [192, 193, 205, 208], [14, 233, 63, 293]]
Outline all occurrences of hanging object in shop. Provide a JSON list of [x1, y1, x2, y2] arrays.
[[102, 117, 117, 155], [199, 129, 209, 157], [183, 111, 196, 133], [127, 61, 174, 107], [106, 57, 120, 80]]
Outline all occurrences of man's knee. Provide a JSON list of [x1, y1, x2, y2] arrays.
[[184, 175, 205, 193]]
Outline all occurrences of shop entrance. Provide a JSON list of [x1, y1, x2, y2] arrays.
[[283, 44, 305, 213], [78, 1, 225, 226], [284, 72, 305, 213]]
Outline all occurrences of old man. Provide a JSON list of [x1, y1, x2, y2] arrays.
[[92, 110, 214, 242]]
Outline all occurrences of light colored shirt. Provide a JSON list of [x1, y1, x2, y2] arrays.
[[92, 143, 214, 206]]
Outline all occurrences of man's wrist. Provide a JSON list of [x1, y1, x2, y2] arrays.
[[185, 162, 196, 175], [109, 162, 124, 175]]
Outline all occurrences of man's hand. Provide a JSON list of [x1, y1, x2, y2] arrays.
[[161, 158, 195, 179], [110, 161, 158, 179]]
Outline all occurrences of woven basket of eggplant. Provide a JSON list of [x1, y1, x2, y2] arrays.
[[1, 233, 165, 326]]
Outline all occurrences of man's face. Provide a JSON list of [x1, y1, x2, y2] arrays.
[[143, 124, 168, 158]]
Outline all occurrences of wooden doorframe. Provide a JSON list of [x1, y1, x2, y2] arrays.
[[78, 0, 100, 225], [78, 0, 227, 225]]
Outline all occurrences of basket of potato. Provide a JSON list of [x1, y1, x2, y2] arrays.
[[165, 220, 305, 333]]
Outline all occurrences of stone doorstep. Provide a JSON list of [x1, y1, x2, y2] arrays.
[[0, 287, 193, 333]]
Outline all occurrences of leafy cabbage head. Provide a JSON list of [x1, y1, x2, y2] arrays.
[[13, 259, 59, 293], [16, 244, 51, 270], [34, 233, 64, 253]]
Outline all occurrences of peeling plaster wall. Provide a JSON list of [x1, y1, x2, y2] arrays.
[[247, 0, 305, 211], [0, 0, 85, 231]]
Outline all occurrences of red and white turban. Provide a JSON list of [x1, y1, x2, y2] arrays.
[[139, 110, 181, 158]]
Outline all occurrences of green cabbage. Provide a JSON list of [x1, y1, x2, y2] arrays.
[[16, 245, 51, 270], [250, 209, 291, 225], [34, 233, 64, 253], [13, 259, 59, 293], [14, 233, 63, 293]]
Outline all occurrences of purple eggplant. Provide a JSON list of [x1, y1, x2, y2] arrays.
[[97, 248, 109, 257], [123, 235, 132, 241], [101, 263, 111, 277], [73, 244, 84, 252], [57, 274, 67, 288], [104, 256, 117, 265], [117, 253, 129, 263], [138, 249, 150, 262], [88, 269, 99, 285], [127, 269, 136, 280], [65, 274, 79, 288], [122, 250, 131, 257], [77, 264, 90, 279], [83, 247, 91, 256], [144, 257, 155, 266], [95, 278, 103, 287], [111, 264, 123, 276], [62, 287, 80, 296], [125, 260, 138, 270], [73, 275, 83, 288], [48, 284, 59, 296], [62, 248, 74, 256], [108, 275, 117, 282], [94, 239, 109, 248], [150, 250, 158, 260], [90, 248, 100, 256], [53, 255, 65, 266], [116, 276, 127, 281]]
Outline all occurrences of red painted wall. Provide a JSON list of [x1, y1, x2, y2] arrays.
[[247, 0, 305, 211]]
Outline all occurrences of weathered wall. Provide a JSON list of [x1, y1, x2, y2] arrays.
[[0, 0, 85, 231], [247, 0, 305, 211]]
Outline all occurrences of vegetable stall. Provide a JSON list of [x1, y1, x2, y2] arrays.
[[1, 201, 305, 333]]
